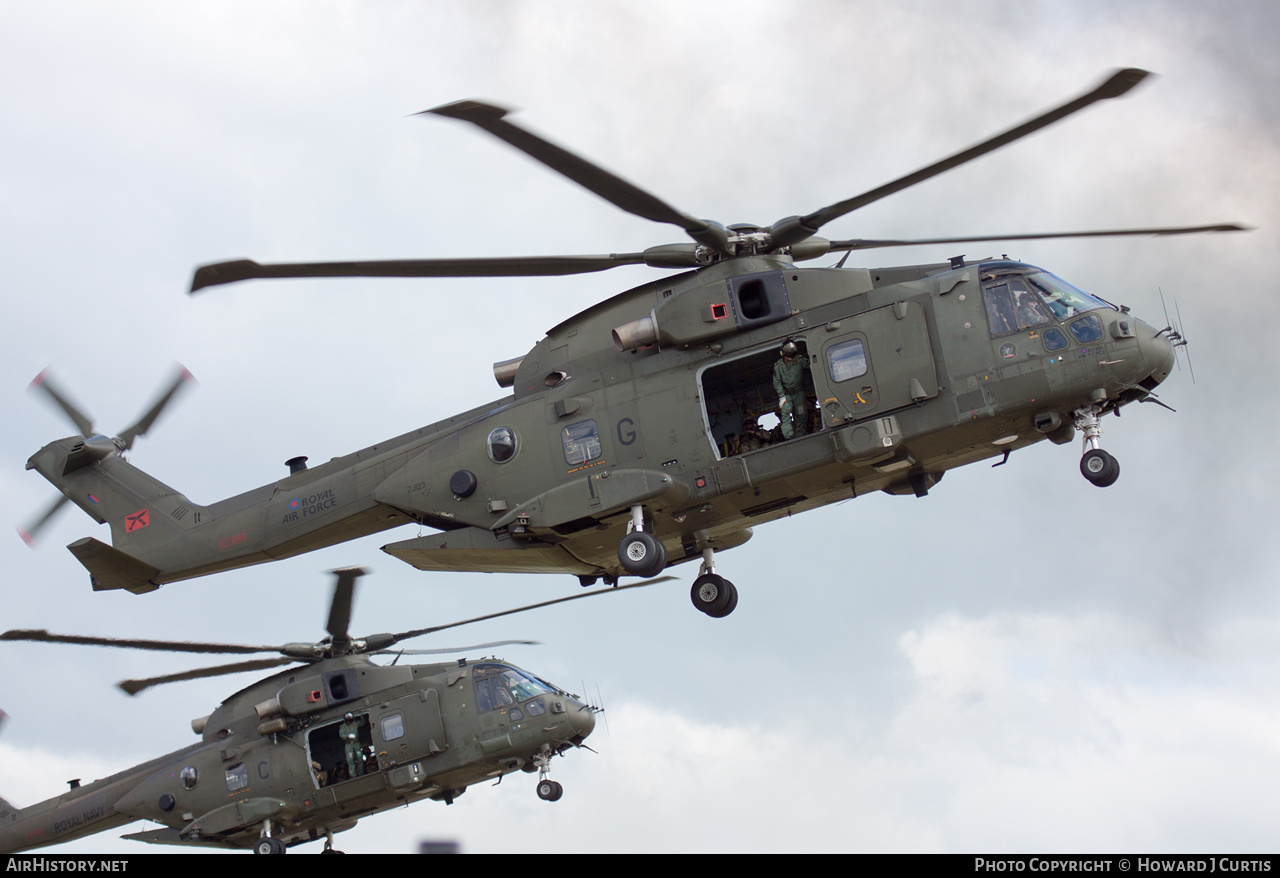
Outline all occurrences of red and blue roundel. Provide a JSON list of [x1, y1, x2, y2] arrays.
[[290, 498, 301, 510]]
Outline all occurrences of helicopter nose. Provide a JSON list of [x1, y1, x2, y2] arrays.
[[567, 702, 596, 743], [1138, 323, 1177, 387]]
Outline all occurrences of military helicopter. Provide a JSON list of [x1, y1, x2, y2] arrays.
[[21, 68, 1246, 617], [0, 567, 665, 854]]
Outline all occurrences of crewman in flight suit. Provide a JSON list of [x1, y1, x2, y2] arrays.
[[772, 340, 810, 440], [340, 712, 364, 778]]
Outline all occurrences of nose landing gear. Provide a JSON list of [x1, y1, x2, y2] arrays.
[[1074, 406, 1120, 487], [536, 778, 564, 801], [532, 745, 564, 802]]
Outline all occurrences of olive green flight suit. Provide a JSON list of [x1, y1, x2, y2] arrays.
[[773, 355, 810, 439]]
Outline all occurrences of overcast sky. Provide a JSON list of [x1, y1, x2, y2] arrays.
[[1, 0, 1278, 855]]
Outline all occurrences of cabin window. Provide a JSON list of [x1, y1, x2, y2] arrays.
[[181, 767, 199, 790], [826, 338, 868, 383], [225, 763, 249, 793], [561, 420, 602, 466], [487, 427, 518, 463], [380, 713, 405, 743], [1069, 314, 1104, 344]]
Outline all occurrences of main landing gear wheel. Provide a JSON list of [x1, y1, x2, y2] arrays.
[[254, 837, 286, 855], [1080, 448, 1120, 487], [618, 532, 667, 577], [691, 573, 738, 617], [537, 779, 564, 801]]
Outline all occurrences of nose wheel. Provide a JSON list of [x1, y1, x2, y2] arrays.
[[1080, 448, 1120, 487], [1074, 405, 1121, 488], [532, 744, 564, 802]]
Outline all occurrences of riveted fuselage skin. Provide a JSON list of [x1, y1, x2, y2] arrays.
[[0, 655, 594, 853], [25, 256, 1175, 594]]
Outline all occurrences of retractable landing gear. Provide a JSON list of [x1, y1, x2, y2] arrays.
[[254, 820, 286, 854], [533, 745, 564, 802], [1074, 406, 1120, 487], [321, 829, 345, 855], [690, 547, 738, 618], [617, 505, 667, 577]]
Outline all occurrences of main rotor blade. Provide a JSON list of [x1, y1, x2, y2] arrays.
[[116, 366, 196, 451], [0, 628, 280, 655], [190, 254, 648, 292], [17, 495, 69, 547], [120, 657, 299, 696], [823, 223, 1250, 255], [28, 370, 94, 436], [390, 576, 676, 645], [426, 101, 729, 253], [326, 566, 364, 646], [378, 639, 540, 656], [786, 69, 1152, 244]]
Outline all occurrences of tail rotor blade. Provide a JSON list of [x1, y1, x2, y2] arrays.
[[29, 370, 94, 437], [17, 495, 70, 547], [117, 366, 196, 451]]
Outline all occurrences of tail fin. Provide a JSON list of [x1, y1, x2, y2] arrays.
[[67, 538, 162, 595], [26, 439, 203, 592]]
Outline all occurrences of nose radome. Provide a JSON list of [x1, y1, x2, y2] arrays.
[[1142, 327, 1177, 387], [570, 703, 596, 741]]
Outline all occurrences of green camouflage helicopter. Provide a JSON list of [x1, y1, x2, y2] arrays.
[[21, 68, 1245, 617], [0, 568, 657, 854]]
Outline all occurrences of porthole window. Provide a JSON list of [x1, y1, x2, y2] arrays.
[[487, 427, 518, 463], [561, 420, 602, 466], [826, 338, 868, 383], [181, 767, 199, 790]]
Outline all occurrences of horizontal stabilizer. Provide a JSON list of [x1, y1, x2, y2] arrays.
[[383, 527, 595, 575], [66, 537, 161, 595]]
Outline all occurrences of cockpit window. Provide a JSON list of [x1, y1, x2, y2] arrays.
[[1026, 272, 1110, 320], [984, 278, 1050, 338], [1069, 314, 1104, 344], [473, 663, 556, 713], [1043, 327, 1069, 351]]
